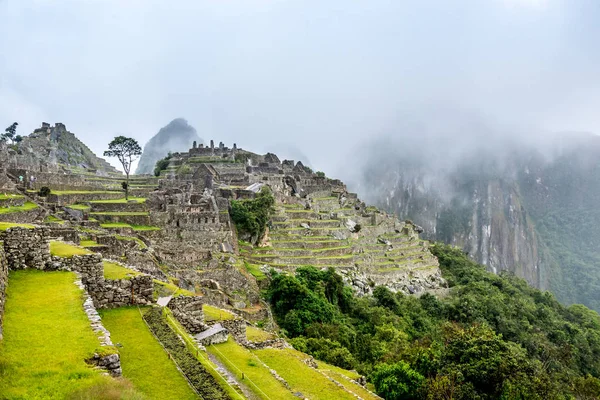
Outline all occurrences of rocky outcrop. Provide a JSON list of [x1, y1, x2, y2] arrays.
[[135, 118, 202, 175]]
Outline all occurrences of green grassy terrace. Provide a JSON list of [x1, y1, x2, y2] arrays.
[[246, 326, 274, 342], [100, 307, 198, 399], [103, 261, 141, 280], [88, 197, 146, 203], [50, 241, 93, 257], [89, 211, 149, 216], [203, 304, 236, 321], [0, 201, 38, 214], [0, 270, 133, 398], [0, 193, 24, 200], [207, 338, 298, 400], [253, 347, 362, 400], [0, 222, 35, 231], [100, 222, 160, 231]]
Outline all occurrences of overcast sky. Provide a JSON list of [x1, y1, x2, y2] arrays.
[[1, 0, 599, 175]]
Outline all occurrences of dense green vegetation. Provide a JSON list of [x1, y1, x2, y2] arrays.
[[0, 270, 143, 399], [229, 187, 275, 243], [267, 244, 600, 399], [153, 153, 172, 176]]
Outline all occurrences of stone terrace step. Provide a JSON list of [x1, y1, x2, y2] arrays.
[[248, 254, 355, 266], [270, 239, 347, 249], [253, 246, 353, 258], [272, 219, 342, 229]]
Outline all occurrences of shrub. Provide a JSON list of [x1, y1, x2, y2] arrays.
[[316, 171, 325, 178], [38, 186, 51, 197], [153, 153, 172, 176], [372, 361, 424, 400], [230, 186, 275, 243]]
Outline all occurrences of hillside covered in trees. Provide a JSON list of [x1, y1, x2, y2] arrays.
[[267, 244, 600, 399]]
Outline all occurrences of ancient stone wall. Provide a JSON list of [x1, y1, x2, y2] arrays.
[[0, 197, 25, 208], [167, 296, 208, 334], [0, 208, 45, 224], [59, 254, 153, 308], [220, 319, 247, 344], [0, 244, 7, 340], [0, 227, 51, 270], [45, 192, 124, 206]]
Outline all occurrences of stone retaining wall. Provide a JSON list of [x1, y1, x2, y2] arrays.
[[58, 253, 153, 308], [167, 296, 208, 334], [0, 197, 25, 208], [0, 244, 7, 340], [0, 227, 51, 270], [0, 208, 45, 224]]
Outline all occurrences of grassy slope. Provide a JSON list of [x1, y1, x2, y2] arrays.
[[0, 270, 116, 398], [103, 261, 141, 280], [100, 307, 198, 400], [203, 304, 236, 321], [50, 241, 93, 257], [253, 347, 359, 400], [0, 201, 38, 214], [207, 338, 297, 400], [0, 222, 35, 231]]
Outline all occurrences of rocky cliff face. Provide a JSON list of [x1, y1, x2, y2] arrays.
[[355, 132, 600, 311], [135, 118, 202, 175]]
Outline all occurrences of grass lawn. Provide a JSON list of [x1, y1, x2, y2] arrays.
[[45, 214, 65, 224], [246, 326, 274, 342], [100, 222, 132, 229], [80, 239, 102, 247], [0, 270, 126, 399], [0, 193, 24, 200], [203, 304, 236, 322], [52, 190, 122, 195], [0, 201, 38, 214], [100, 307, 198, 400], [50, 241, 93, 257], [0, 222, 35, 231], [131, 225, 161, 231], [100, 222, 160, 231], [90, 211, 149, 216], [67, 204, 91, 211], [153, 280, 195, 298], [88, 198, 146, 203], [103, 261, 141, 280], [208, 338, 297, 400], [253, 347, 358, 400]]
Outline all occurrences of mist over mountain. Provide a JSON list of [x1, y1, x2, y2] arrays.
[[351, 113, 600, 311], [135, 118, 202, 175]]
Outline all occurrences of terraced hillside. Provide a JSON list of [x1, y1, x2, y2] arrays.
[[243, 192, 442, 294]]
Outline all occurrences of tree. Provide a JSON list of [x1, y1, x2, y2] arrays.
[[104, 136, 142, 200], [1, 122, 20, 144], [372, 360, 424, 400]]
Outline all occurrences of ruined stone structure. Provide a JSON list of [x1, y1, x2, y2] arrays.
[[167, 296, 208, 334], [146, 141, 445, 298], [0, 228, 153, 308]]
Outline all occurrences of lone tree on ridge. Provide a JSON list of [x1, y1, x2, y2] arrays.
[[1, 122, 22, 144], [104, 136, 142, 200]]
